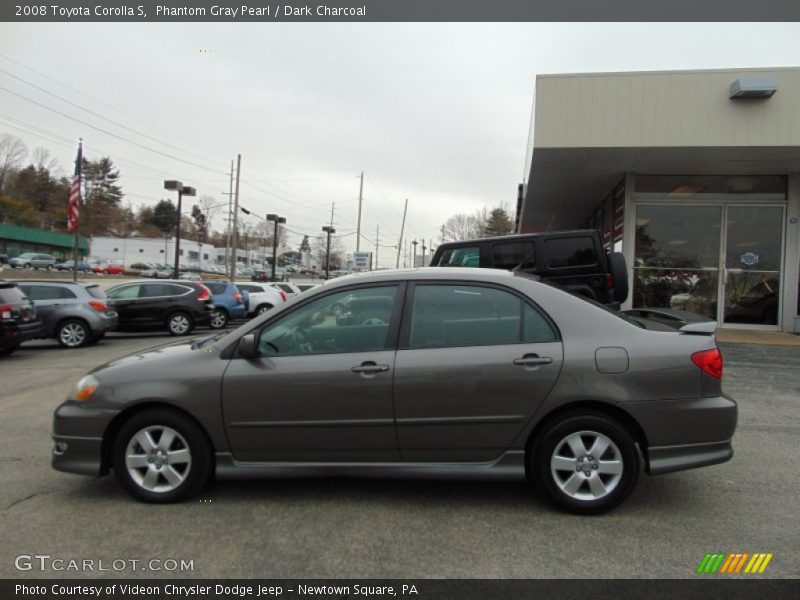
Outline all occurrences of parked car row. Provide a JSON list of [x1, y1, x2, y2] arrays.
[[0, 278, 321, 354]]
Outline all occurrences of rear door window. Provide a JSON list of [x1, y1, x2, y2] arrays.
[[491, 241, 535, 270], [544, 237, 597, 268], [436, 246, 481, 267], [409, 284, 523, 349], [20, 285, 75, 300]]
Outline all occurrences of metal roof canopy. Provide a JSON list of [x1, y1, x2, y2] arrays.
[[522, 146, 800, 232], [0, 223, 89, 251]]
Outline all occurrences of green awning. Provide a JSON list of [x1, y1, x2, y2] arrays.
[[0, 223, 89, 252]]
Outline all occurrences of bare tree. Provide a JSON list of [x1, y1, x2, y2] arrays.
[[441, 212, 482, 242], [0, 133, 28, 192], [31, 147, 60, 174]]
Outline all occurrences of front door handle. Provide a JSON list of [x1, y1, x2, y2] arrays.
[[513, 354, 553, 367], [351, 361, 390, 374]]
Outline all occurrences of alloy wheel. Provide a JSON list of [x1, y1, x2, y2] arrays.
[[169, 314, 191, 335], [59, 322, 87, 348], [550, 430, 623, 501], [210, 310, 227, 329], [125, 426, 192, 493]]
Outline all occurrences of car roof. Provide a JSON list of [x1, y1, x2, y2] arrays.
[[434, 230, 597, 248], [319, 267, 520, 291], [13, 280, 93, 288]]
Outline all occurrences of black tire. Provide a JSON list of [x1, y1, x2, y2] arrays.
[[166, 311, 194, 336], [608, 252, 629, 304], [530, 412, 639, 515], [209, 309, 228, 329], [112, 408, 212, 503], [56, 319, 90, 348], [46, 264, 53, 271], [24, 263, 32, 269], [255, 304, 273, 316]]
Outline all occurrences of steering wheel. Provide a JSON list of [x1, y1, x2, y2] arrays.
[[291, 327, 312, 353]]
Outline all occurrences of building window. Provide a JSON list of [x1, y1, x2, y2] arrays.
[[139, 249, 144, 253], [203, 253, 208, 260], [160, 249, 164, 254], [188, 250, 199, 259], [113, 247, 119, 252], [179, 249, 184, 256]]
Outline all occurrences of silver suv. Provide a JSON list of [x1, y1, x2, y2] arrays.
[[16, 281, 118, 348], [9, 253, 56, 270]]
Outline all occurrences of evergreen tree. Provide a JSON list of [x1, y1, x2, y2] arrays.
[[149, 199, 178, 234]]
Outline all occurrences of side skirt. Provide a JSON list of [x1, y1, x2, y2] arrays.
[[214, 450, 526, 481]]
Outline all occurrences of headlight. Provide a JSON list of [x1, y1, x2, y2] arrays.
[[69, 375, 99, 401]]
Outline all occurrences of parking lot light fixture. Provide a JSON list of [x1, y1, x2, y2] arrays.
[[267, 214, 286, 281], [322, 225, 336, 279], [164, 180, 195, 277]]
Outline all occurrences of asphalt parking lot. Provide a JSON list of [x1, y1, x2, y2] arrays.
[[0, 334, 798, 579]]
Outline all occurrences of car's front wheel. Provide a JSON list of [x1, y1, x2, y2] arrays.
[[209, 309, 228, 329], [113, 409, 212, 502], [531, 413, 639, 514], [166, 312, 193, 336], [256, 304, 273, 316]]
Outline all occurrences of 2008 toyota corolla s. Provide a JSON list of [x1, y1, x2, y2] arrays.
[[52, 268, 737, 514]]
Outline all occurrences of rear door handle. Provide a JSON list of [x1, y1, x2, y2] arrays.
[[351, 362, 390, 374], [513, 355, 553, 366]]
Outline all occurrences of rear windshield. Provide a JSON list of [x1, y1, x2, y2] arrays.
[[205, 282, 228, 295], [0, 285, 26, 304], [537, 279, 645, 329], [85, 285, 107, 300]]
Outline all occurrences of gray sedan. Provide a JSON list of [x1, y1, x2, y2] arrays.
[[51, 268, 737, 514]]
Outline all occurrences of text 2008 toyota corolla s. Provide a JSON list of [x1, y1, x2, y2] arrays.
[[52, 268, 737, 514]]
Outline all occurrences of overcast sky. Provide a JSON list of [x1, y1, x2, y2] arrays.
[[2, 22, 800, 266]]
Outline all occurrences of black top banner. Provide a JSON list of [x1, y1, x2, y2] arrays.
[[2, 0, 800, 22]]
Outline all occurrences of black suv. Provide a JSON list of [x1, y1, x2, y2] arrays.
[[0, 281, 43, 356], [105, 280, 214, 336], [430, 230, 628, 308]]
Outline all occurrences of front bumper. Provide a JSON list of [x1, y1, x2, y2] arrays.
[[621, 394, 737, 475], [52, 402, 119, 476]]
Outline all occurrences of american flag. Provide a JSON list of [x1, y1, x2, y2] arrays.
[[67, 142, 82, 233]]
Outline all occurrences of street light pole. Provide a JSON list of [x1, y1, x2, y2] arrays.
[[267, 214, 286, 281], [412, 239, 418, 268], [322, 225, 335, 280], [164, 180, 195, 277]]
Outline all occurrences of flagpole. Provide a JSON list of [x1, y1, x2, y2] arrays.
[[71, 139, 83, 283]]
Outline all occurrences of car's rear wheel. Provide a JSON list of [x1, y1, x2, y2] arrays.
[[256, 304, 273, 316], [57, 319, 90, 348], [209, 309, 228, 329], [531, 413, 639, 514], [166, 312, 193, 336], [113, 409, 212, 502]]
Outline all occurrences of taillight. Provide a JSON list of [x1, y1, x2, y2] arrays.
[[0, 304, 11, 319], [606, 274, 613, 289], [279, 291, 287, 302], [196, 284, 212, 301], [232, 291, 243, 303], [691, 348, 723, 379], [88, 300, 108, 312]]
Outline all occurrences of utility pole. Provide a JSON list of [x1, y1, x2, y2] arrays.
[[421, 240, 427, 266], [267, 213, 286, 280], [412, 239, 418, 268], [230, 154, 241, 280], [224, 159, 234, 274], [322, 225, 335, 279], [374, 224, 379, 271], [356, 171, 363, 252], [395, 198, 407, 269]]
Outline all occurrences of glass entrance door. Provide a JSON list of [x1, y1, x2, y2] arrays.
[[721, 206, 784, 327]]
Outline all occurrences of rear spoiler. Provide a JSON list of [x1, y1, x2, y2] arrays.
[[622, 307, 716, 335], [678, 321, 717, 335]]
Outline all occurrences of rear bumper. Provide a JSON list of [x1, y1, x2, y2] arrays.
[[621, 394, 737, 475], [647, 440, 733, 475], [1, 320, 43, 348]]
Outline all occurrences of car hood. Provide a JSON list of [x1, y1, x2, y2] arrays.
[[90, 335, 218, 374]]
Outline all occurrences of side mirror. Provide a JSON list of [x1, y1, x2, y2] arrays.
[[238, 332, 258, 358]]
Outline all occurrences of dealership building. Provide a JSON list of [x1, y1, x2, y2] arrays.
[[519, 67, 800, 332]]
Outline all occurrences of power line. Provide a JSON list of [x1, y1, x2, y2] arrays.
[[0, 84, 228, 175], [0, 67, 225, 170]]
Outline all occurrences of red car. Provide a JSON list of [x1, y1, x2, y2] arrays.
[[91, 262, 125, 275]]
